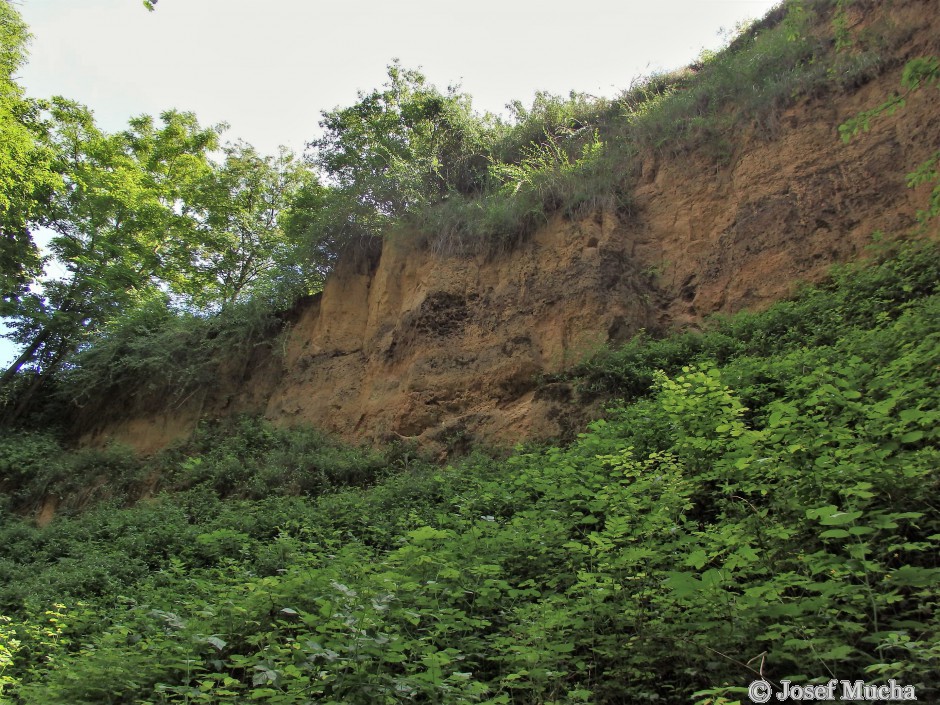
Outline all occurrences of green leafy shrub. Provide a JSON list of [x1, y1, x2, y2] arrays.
[[0, 431, 64, 502], [0, 430, 142, 509], [56, 297, 286, 419], [160, 416, 388, 499], [1, 245, 938, 703]]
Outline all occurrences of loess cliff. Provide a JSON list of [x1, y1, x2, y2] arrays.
[[83, 0, 940, 454]]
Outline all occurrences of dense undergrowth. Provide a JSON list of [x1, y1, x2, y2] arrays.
[[0, 242, 937, 704]]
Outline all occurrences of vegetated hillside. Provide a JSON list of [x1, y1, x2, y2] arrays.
[[0, 242, 938, 703], [77, 0, 940, 455], [1, 1, 940, 699]]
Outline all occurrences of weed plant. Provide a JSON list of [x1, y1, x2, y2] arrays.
[[0, 242, 937, 703], [51, 297, 287, 425], [412, 0, 897, 254]]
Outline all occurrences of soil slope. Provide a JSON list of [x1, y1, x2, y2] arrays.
[[84, 1, 940, 453]]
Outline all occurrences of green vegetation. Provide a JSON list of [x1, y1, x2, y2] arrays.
[[1, 1, 938, 702], [0, 0, 322, 423], [0, 243, 937, 703], [0, 0, 56, 305], [0, 0, 922, 420], [0, 102, 319, 423], [410, 0, 898, 254], [52, 298, 283, 417]]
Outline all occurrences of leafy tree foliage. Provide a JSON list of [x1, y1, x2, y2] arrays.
[[0, 1, 57, 305], [183, 143, 315, 309], [0, 104, 221, 417], [311, 62, 492, 232], [0, 2, 323, 419], [0, 112, 328, 420]]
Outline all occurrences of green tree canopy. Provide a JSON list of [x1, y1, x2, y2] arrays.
[[0, 103, 223, 417], [0, 1, 58, 306], [182, 143, 318, 309], [311, 62, 492, 229]]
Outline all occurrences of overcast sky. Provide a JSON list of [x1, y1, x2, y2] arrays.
[[16, 0, 781, 156], [3, 0, 780, 366]]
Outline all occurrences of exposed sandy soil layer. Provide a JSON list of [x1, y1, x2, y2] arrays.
[[83, 0, 940, 454]]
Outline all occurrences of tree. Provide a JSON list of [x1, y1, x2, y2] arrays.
[[311, 62, 491, 233], [182, 143, 318, 309], [0, 103, 221, 417], [0, 1, 58, 307], [278, 175, 353, 287]]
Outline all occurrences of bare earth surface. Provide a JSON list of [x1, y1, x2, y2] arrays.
[[82, 0, 940, 454]]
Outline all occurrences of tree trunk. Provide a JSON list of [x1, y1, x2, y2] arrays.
[[3, 341, 71, 424], [0, 288, 80, 389], [0, 325, 52, 389]]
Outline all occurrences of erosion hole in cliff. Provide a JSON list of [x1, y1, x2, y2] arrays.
[[413, 291, 472, 337], [386, 291, 473, 362], [607, 316, 631, 344]]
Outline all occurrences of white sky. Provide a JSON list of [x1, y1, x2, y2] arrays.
[[2, 0, 780, 366], [15, 0, 781, 156]]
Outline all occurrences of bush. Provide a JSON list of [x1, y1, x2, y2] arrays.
[[159, 416, 388, 500], [2, 245, 938, 703], [57, 297, 286, 416]]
